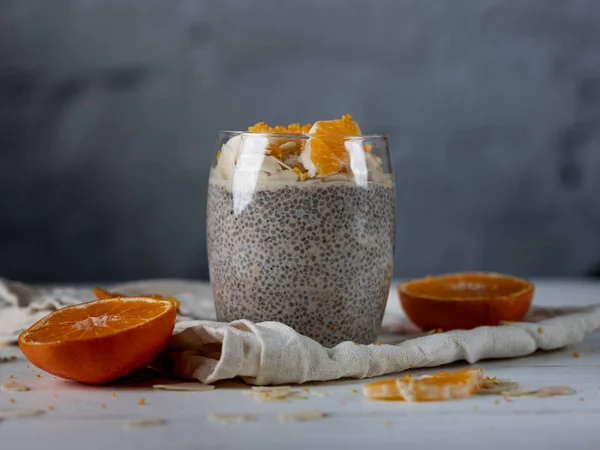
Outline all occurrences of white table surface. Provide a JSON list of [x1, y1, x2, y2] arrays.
[[1, 279, 600, 450]]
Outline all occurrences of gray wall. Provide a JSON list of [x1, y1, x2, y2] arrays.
[[1, 0, 600, 283]]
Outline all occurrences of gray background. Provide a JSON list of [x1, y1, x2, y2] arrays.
[[1, 0, 599, 283]]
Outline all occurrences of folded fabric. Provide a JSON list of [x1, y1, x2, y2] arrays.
[[1, 278, 599, 386]]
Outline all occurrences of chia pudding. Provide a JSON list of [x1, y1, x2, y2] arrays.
[[207, 116, 396, 347]]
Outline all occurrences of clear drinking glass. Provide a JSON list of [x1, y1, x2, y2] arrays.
[[207, 131, 395, 347]]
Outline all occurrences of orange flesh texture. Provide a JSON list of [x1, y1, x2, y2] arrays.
[[93, 287, 180, 310], [21, 299, 172, 343], [403, 273, 529, 300], [308, 115, 361, 176]]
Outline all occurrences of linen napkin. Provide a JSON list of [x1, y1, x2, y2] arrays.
[[1, 278, 599, 386]]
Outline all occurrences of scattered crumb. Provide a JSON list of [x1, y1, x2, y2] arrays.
[[47, 406, 54, 411], [535, 386, 575, 397], [503, 387, 538, 398], [9, 356, 17, 361], [375, 342, 382, 346], [101, 404, 106, 409], [580, 397, 585, 402], [384, 420, 393, 427], [153, 383, 215, 392], [1, 380, 30, 392], [9, 399, 15, 404], [35, 374, 41, 379], [494, 400, 500, 405], [351, 389, 358, 394], [137, 398, 146, 406], [124, 418, 166, 429], [301, 387, 309, 393], [0, 408, 45, 419], [277, 410, 326, 423], [310, 389, 330, 397], [243, 386, 306, 403], [207, 413, 256, 424], [53, 394, 57, 398], [353, 342, 358, 346], [9, 375, 13, 379], [409, 364, 413, 368], [538, 327, 544, 334], [573, 352, 580, 358], [503, 395, 512, 403], [112, 393, 117, 398], [436, 328, 443, 333]]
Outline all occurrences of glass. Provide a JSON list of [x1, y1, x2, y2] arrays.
[[207, 131, 395, 347]]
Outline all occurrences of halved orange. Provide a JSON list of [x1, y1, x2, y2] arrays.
[[363, 368, 484, 402], [398, 272, 534, 331], [18, 297, 176, 384]]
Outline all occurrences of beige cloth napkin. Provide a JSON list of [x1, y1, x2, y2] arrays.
[[1, 278, 600, 385]]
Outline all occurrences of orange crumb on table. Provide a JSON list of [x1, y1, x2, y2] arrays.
[[353, 342, 358, 346], [538, 327, 544, 334], [9, 375, 13, 379], [301, 388, 309, 393], [47, 406, 54, 411], [9, 356, 17, 361], [101, 404, 106, 409], [375, 342, 381, 346], [9, 399, 15, 404], [138, 398, 146, 406], [573, 352, 580, 358], [35, 374, 41, 378], [351, 389, 358, 393], [436, 329, 443, 333], [112, 392, 117, 398]]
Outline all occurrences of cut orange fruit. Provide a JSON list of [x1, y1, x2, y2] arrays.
[[18, 297, 176, 384], [363, 368, 484, 402], [305, 114, 361, 176], [398, 272, 534, 331], [93, 287, 181, 311]]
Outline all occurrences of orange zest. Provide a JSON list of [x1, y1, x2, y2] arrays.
[[18, 297, 176, 384], [398, 272, 534, 331], [363, 368, 484, 402]]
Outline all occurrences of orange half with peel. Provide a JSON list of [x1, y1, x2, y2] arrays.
[[398, 272, 534, 331], [363, 368, 484, 402], [18, 297, 176, 384]]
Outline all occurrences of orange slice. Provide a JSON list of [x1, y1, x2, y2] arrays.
[[363, 368, 484, 402], [93, 287, 181, 311], [18, 297, 176, 384], [398, 272, 534, 331]]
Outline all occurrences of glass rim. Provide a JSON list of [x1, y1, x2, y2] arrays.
[[219, 130, 389, 140]]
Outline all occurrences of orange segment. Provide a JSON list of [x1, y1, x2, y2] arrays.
[[18, 297, 176, 384], [363, 368, 484, 402], [306, 114, 361, 176], [398, 272, 534, 331]]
